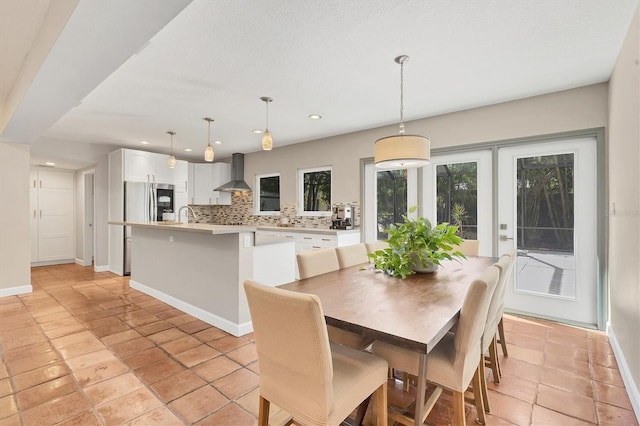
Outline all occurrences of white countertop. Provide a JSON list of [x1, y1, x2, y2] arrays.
[[110, 221, 257, 235], [256, 225, 360, 235], [110, 221, 360, 236]]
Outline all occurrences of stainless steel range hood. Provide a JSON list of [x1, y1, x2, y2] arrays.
[[214, 153, 252, 192]]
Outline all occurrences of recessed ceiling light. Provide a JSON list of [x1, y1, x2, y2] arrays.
[[252, 129, 264, 134], [214, 140, 223, 145], [45, 162, 55, 166], [140, 140, 149, 145], [183, 148, 193, 152], [308, 114, 322, 120]]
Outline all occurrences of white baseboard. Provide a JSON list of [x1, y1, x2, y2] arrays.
[[94, 265, 109, 272], [608, 324, 640, 422], [129, 279, 253, 337], [31, 259, 74, 267], [75, 258, 93, 267], [0, 285, 32, 298]]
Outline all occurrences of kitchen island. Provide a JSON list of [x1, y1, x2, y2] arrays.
[[110, 221, 296, 336]]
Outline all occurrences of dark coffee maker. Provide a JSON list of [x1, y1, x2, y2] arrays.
[[331, 205, 353, 229]]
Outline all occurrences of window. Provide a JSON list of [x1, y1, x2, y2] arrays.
[[436, 162, 478, 240], [376, 169, 408, 239], [298, 166, 332, 215], [255, 173, 280, 215]]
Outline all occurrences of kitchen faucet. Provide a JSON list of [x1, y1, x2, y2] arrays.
[[177, 205, 199, 223]]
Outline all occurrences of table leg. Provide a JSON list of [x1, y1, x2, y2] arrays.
[[414, 353, 428, 426]]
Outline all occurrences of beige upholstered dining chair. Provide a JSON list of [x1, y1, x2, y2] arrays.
[[372, 265, 500, 426], [365, 241, 389, 255], [478, 250, 516, 413], [336, 243, 369, 268], [244, 280, 388, 426], [455, 239, 480, 256], [296, 247, 340, 279], [296, 248, 372, 350]]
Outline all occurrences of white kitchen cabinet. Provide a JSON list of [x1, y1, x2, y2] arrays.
[[173, 160, 188, 193], [193, 163, 213, 204], [153, 154, 174, 184], [123, 149, 185, 185], [255, 228, 360, 278], [30, 168, 74, 264], [187, 163, 195, 204], [191, 162, 231, 205], [212, 162, 231, 205], [123, 150, 154, 182]]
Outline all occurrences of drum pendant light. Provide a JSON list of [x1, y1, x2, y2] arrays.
[[374, 55, 430, 169], [204, 117, 215, 162], [260, 96, 273, 151], [167, 131, 176, 168]]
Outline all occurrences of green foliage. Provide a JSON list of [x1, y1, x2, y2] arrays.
[[368, 206, 466, 279]]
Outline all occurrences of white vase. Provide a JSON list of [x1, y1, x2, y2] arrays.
[[410, 255, 438, 273]]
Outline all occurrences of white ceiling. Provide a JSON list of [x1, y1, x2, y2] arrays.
[[2, 0, 638, 169]]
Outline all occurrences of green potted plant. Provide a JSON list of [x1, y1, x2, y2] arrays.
[[369, 207, 466, 279]]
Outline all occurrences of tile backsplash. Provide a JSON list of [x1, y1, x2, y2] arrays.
[[189, 193, 360, 228]]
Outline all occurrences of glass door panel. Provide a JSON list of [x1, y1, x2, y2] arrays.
[[422, 150, 492, 256], [498, 138, 597, 325]]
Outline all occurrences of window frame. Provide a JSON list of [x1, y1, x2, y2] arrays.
[[297, 166, 333, 216], [254, 172, 281, 216]]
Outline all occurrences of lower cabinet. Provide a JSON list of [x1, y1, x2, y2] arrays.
[[30, 169, 74, 264], [255, 229, 361, 278]]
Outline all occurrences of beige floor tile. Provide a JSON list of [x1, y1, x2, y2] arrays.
[[96, 387, 163, 426], [149, 370, 207, 403], [195, 402, 257, 425], [173, 344, 221, 368], [124, 406, 183, 425], [21, 391, 91, 425], [192, 356, 242, 382], [213, 368, 259, 400], [168, 385, 229, 424], [73, 358, 130, 387], [537, 383, 597, 423], [84, 372, 144, 406], [15, 375, 77, 410]]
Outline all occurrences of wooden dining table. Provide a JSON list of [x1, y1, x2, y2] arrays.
[[279, 255, 496, 426]]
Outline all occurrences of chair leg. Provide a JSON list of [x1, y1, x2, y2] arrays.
[[489, 337, 501, 384], [258, 396, 270, 426], [402, 371, 410, 392], [472, 368, 487, 425], [354, 396, 371, 426], [374, 381, 388, 426], [498, 317, 508, 357], [452, 390, 467, 426], [478, 354, 490, 413]]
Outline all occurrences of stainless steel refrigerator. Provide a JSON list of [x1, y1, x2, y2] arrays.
[[123, 181, 174, 275]]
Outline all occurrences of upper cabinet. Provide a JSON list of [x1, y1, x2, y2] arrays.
[[123, 149, 187, 186], [191, 162, 231, 205], [123, 150, 154, 182]]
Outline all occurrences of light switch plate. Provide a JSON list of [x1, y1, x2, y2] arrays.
[[243, 235, 251, 248]]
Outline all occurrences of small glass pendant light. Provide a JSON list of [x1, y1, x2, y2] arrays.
[[167, 131, 176, 168], [204, 117, 214, 162], [260, 96, 273, 151]]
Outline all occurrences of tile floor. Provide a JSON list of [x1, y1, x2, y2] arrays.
[[0, 264, 636, 425]]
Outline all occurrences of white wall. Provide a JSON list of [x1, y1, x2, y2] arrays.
[[94, 155, 109, 270], [0, 143, 31, 293], [244, 83, 607, 204], [608, 4, 640, 417]]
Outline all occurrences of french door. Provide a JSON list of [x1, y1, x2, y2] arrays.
[[497, 138, 598, 326], [363, 135, 600, 327], [422, 150, 493, 256]]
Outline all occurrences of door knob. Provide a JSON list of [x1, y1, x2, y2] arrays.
[[499, 235, 514, 241]]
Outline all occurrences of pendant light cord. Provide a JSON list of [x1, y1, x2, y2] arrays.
[[399, 58, 405, 135], [265, 101, 269, 132]]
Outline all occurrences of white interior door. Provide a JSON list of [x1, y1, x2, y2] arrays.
[[498, 138, 597, 326], [422, 150, 493, 256]]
